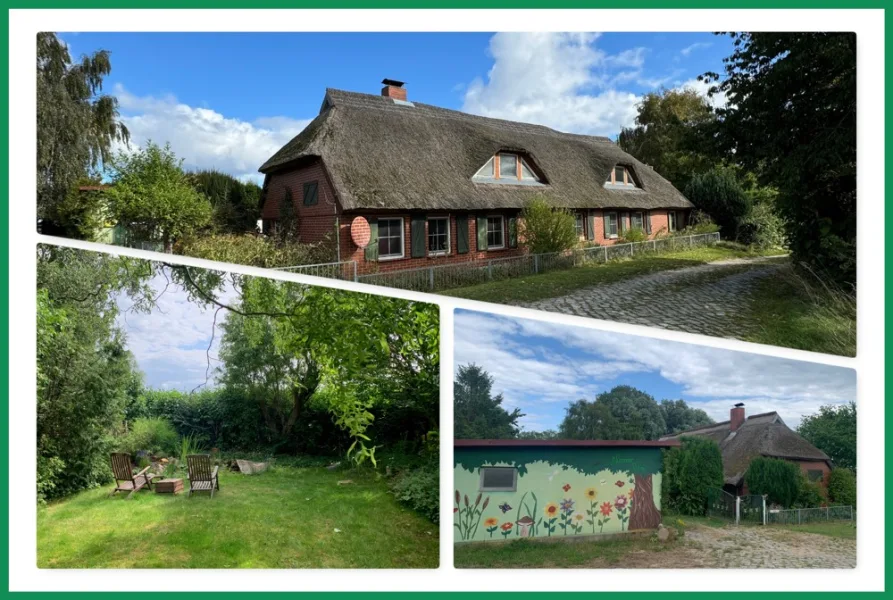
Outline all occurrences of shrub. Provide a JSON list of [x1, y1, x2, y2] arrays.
[[737, 201, 787, 249], [122, 417, 179, 457], [662, 436, 724, 515], [683, 167, 752, 240], [827, 468, 857, 507], [795, 474, 825, 508], [388, 459, 439, 523], [618, 227, 647, 244], [745, 457, 800, 508], [518, 196, 578, 254], [37, 455, 66, 504], [175, 234, 333, 270]]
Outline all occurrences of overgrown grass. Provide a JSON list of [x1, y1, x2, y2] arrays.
[[38, 465, 438, 568], [743, 263, 856, 356], [768, 520, 857, 540], [443, 244, 786, 305], [453, 535, 670, 569]]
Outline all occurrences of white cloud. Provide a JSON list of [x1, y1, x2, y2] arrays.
[[114, 84, 312, 184], [676, 77, 728, 109], [680, 42, 712, 57], [461, 32, 641, 137]]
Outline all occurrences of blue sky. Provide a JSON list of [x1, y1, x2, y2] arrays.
[[454, 310, 856, 433], [59, 32, 731, 183]]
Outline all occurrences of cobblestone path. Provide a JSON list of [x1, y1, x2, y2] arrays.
[[521, 256, 787, 339]]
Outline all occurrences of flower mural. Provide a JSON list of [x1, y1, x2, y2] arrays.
[[454, 489, 489, 541], [584, 487, 599, 534], [615, 494, 630, 531], [558, 498, 576, 536], [562, 483, 571, 492], [598, 501, 613, 533], [543, 502, 559, 536], [484, 517, 499, 538], [500, 522, 514, 539]]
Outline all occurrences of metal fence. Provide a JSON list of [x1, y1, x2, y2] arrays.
[[706, 487, 737, 521], [767, 505, 855, 526], [356, 231, 721, 292], [273, 260, 358, 281], [738, 494, 766, 524]]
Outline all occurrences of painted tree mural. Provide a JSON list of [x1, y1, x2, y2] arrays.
[[629, 472, 661, 530]]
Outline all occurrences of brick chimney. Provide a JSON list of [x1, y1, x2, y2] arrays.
[[381, 78, 407, 101], [730, 403, 746, 432]]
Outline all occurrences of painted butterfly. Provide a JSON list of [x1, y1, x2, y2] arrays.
[[498, 502, 512, 513]]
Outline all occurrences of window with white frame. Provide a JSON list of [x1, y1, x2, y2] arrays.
[[487, 215, 505, 249], [427, 216, 450, 255], [575, 212, 584, 238], [479, 467, 517, 492], [605, 165, 638, 188], [631, 211, 644, 230], [473, 153, 543, 184], [668, 211, 678, 232], [378, 217, 404, 259], [605, 212, 619, 238]]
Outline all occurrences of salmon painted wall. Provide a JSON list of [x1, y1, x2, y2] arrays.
[[454, 446, 665, 543]]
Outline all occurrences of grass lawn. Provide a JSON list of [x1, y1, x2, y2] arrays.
[[767, 521, 857, 540], [741, 264, 856, 356], [38, 465, 438, 569], [443, 244, 787, 305]]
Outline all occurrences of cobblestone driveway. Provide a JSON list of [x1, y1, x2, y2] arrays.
[[521, 256, 786, 339]]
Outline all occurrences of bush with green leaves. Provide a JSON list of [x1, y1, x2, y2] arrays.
[[388, 458, 439, 523], [737, 200, 787, 249], [619, 227, 647, 244], [518, 196, 578, 254], [175, 234, 332, 269], [827, 468, 856, 507], [745, 457, 801, 508], [662, 436, 724, 515], [122, 417, 179, 457], [683, 167, 752, 240], [795, 475, 825, 508]]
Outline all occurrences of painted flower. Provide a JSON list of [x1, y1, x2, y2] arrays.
[[584, 487, 598, 500], [562, 483, 571, 492], [615, 480, 625, 488], [614, 495, 629, 511], [599, 501, 613, 517], [484, 517, 499, 527], [453, 507, 459, 513], [545, 502, 559, 517], [559, 498, 575, 513], [498, 502, 512, 513], [501, 522, 514, 531], [574, 513, 585, 522]]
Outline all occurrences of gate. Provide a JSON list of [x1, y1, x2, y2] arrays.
[[706, 487, 736, 521], [738, 494, 766, 524], [706, 488, 765, 525]]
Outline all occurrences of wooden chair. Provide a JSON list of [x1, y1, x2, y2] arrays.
[[187, 454, 219, 498], [109, 452, 154, 498]]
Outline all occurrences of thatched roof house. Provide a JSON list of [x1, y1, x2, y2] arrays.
[[259, 80, 695, 273], [661, 404, 832, 495]]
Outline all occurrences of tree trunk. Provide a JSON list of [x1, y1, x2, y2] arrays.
[[629, 473, 662, 530]]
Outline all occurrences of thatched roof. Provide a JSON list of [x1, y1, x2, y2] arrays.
[[259, 88, 694, 212], [661, 412, 831, 486]]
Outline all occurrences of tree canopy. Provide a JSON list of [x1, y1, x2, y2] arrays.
[[191, 170, 263, 234], [559, 386, 668, 441], [797, 401, 857, 471], [454, 364, 523, 439], [659, 399, 714, 435]]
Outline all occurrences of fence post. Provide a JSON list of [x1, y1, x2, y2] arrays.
[[630, 242, 634, 257], [353, 262, 358, 282], [762, 496, 767, 526], [798, 509, 802, 525], [488, 261, 493, 280], [603, 246, 608, 262], [689, 235, 694, 247], [429, 267, 434, 290], [534, 254, 540, 274], [735, 496, 741, 525]]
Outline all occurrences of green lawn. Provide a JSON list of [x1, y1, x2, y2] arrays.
[[453, 535, 668, 569], [443, 244, 786, 305], [767, 521, 857, 540], [38, 466, 439, 569], [741, 264, 856, 356]]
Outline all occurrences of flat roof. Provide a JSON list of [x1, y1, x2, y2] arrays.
[[454, 439, 680, 448]]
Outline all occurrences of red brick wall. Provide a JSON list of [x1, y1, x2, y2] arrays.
[[261, 160, 340, 249], [573, 209, 687, 246], [796, 460, 832, 495], [340, 211, 526, 274]]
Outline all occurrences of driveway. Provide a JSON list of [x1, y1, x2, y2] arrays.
[[520, 256, 786, 339]]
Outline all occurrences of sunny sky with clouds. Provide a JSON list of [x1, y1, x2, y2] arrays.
[[59, 31, 731, 184], [454, 309, 856, 433]]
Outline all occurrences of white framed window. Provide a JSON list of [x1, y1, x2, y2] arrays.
[[631, 211, 644, 230], [605, 212, 619, 239], [668, 211, 678, 232], [479, 467, 517, 492], [575, 212, 584, 238], [427, 216, 450, 256], [473, 153, 543, 184], [487, 215, 505, 249], [378, 217, 404, 259], [605, 165, 638, 187]]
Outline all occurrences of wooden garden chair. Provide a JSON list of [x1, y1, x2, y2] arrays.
[[108, 452, 154, 498], [187, 454, 220, 498]]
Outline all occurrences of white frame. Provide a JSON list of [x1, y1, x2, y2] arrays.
[[574, 211, 585, 238], [605, 165, 637, 187], [631, 211, 645, 230], [479, 466, 518, 492], [427, 215, 450, 256], [377, 216, 405, 260], [486, 214, 506, 250], [668, 210, 678, 232], [605, 211, 619, 239]]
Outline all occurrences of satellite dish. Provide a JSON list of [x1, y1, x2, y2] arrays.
[[350, 216, 372, 248]]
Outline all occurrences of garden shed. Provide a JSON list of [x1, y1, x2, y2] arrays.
[[454, 439, 679, 543]]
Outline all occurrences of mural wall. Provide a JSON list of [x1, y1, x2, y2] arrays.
[[454, 446, 664, 543]]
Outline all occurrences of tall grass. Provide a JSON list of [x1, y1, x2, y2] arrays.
[[179, 434, 206, 465]]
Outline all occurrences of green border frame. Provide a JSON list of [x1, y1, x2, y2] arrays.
[[5, 3, 886, 595]]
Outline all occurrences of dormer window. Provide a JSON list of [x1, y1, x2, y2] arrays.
[[474, 153, 544, 185], [605, 165, 638, 188]]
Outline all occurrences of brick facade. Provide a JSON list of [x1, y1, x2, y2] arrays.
[[261, 160, 340, 246]]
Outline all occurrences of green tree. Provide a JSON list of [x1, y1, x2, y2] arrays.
[[797, 402, 857, 471], [704, 33, 856, 283], [37, 32, 129, 223], [662, 436, 724, 515], [454, 364, 523, 439], [659, 399, 714, 435], [559, 386, 666, 441], [683, 167, 752, 240], [827, 468, 856, 507], [516, 429, 559, 440], [618, 88, 717, 192], [191, 169, 262, 233], [518, 196, 578, 254], [105, 142, 212, 252], [745, 456, 801, 508]]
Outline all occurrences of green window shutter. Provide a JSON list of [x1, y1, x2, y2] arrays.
[[303, 182, 319, 206], [477, 216, 488, 251], [587, 211, 595, 241], [508, 217, 518, 248], [410, 214, 426, 258], [364, 218, 379, 262], [619, 212, 627, 234], [457, 215, 469, 254]]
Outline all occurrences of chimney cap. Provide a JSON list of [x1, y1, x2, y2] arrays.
[[734, 402, 745, 408], [381, 78, 405, 87]]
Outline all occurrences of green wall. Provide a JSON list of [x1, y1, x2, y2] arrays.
[[454, 446, 664, 543]]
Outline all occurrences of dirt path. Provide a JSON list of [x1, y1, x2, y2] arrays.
[[521, 256, 786, 339]]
